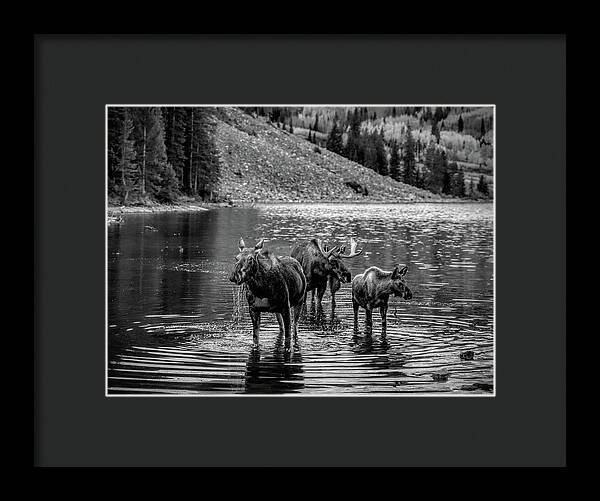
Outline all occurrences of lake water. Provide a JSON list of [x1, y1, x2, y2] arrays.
[[107, 203, 494, 395]]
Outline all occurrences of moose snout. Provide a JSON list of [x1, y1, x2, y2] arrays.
[[404, 288, 413, 300], [229, 271, 240, 284], [341, 271, 352, 283]]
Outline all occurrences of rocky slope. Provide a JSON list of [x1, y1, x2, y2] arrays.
[[211, 108, 443, 203]]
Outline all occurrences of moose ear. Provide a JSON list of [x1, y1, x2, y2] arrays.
[[392, 265, 407, 279], [254, 238, 264, 252], [238, 237, 245, 251]]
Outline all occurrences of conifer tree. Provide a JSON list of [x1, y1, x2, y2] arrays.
[[431, 120, 441, 144], [389, 140, 401, 181], [402, 124, 416, 185], [344, 108, 362, 162], [375, 130, 388, 175], [477, 174, 489, 195], [109, 107, 137, 203], [163, 107, 187, 189], [326, 120, 344, 154], [132, 107, 168, 197], [454, 168, 466, 197]]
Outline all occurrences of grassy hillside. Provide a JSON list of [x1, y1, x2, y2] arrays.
[[212, 108, 443, 203]]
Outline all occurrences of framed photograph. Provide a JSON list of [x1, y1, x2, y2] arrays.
[[35, 34, 565, 467], [105, 104, 495, 397]]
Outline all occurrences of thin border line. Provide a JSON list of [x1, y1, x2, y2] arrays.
[[105, 104, 496, 398]]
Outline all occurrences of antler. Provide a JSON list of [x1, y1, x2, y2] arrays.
[[339, 237, 363, 258], [316, 239, 338, 259]]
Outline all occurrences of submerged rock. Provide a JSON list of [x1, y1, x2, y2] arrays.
[[432, 369, 450, 381], [460, 350, 475, 360], [460, 382, 493, 392]]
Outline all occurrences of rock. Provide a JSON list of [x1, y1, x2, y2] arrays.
[[460, 350, 475, 360], [432, 369, 450, 381]]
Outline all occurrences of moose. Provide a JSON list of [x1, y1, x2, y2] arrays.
[[351, 265, 413, 333], [229, 237, 306, 350], [290, 237, 363, 312]]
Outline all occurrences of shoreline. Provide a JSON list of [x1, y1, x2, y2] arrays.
[[107, 199, 493, 214]]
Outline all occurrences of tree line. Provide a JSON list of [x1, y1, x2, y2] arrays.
[[107, 107, 219, 204], [329, 108, 490, 198], [245, 106, 492, 199]]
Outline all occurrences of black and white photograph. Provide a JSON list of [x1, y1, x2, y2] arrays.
[[106, 105, 495, 396]]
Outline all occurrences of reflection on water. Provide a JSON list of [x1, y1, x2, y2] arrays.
[[108, 203, 494, 395]]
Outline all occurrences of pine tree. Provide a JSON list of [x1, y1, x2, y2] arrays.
[[108, 107, 137, 203], [402, 125, 416, 185], [454, 168, 466, 197], [480, 118, 486, 138], [313, 115, 319, 133], [191, 108, 219, 199], [132, 107, 168, 197], [183, 108, 196, 194], [156, 163, 179, 202], [289, 120, 294, 134], [375, 130, 388, 175], [363, 132, 378, 172], [344, 108, 362, 162], [163, 107, 187, 189], [443, 160, 458, 195], [307, 127, 312, 143], [431, 120, 441, 144], [457, 114, 464, 133], [424, 143, 442, 192], [326, 120, 344, 154], [477, 174, 489, 195], [389, 140, 401, 181]]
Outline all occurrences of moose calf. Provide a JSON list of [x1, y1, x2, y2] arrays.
[[351, 265, 413, 333]]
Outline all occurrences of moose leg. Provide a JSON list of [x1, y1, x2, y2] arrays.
[[281, 307, 292, 352], [316, 283, 327, 311], [380, 304, 388, 336], [276, 313, 284, 336], [250, 309, 261, 349], [303, 289, 312, 314], [328, 276, 337, 313], [365, 308, 373, 334], [292, 304, 302, 344], [353, 299, 360, 331]]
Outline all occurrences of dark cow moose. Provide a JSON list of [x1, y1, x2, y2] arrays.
[[229, 237, 306, 350]]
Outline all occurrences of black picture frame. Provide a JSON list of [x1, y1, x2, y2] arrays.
[[34, 34, 566, 467]]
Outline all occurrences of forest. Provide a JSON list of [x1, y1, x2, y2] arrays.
[[107, 107, 220, 205], [107, 106, 493, 205]]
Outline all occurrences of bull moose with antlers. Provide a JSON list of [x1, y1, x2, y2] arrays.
[[229, 237, 306, 350], [291, 237, 363, 311]]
